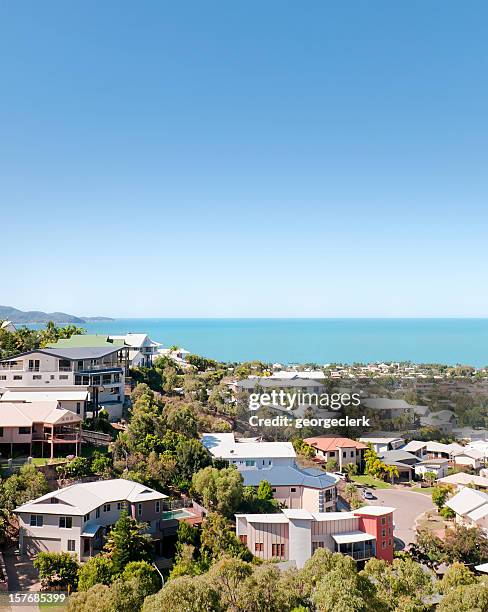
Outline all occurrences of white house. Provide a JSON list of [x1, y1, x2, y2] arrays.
[[15, 479, 169, 558], [109, 333, 161, 368], [201, 433, 339, 513], [0, 346, 127, 420], [414, 458, 449, 480], [452, 448, 484, 470], [359, 437, 405, 454], [0, 320, 17, 333], [401, 440, 428, 459], [236, 506, 396, 568], [438, 472, 488, 491], [445, 487, 488, 530]]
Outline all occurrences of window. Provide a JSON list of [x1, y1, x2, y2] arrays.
[[102, 374, 111, 384], [59, 375, 68, 380], [342, 451, 346, 458], [272, 488, 276, 493], [19, 427, 31, 435], [30, 515, 43, 527], [239, 535, 247, 544], [381, 517, 386, 525], [67, 540, 76, 552], [96, 508, 100, 519], [13, 375, 23, 380], [388, 539, 392, 547], [103, 504, 111, 512], [350, 451, 354, 457], [59, 516, 72, 529], [155, 501, 160, 513], [312, 542, 325, 552], [117, 502, 123, 511], [33, 375, 42, 380], [29, 359, 40, 372], [84, 513, 90, 522], [255, 542, 264, 552], [59, 359, 71, 371], [76, 402, 81, 414], [92, 375, 101, 386], [382, 541, 386, 549], [137, 503, 142, 516], [382, 529, 386, 537], [0, 428, 3, 437], [291, 487, 296, 493], [271, 543, 285, 557], [50, 497, 59, 504]]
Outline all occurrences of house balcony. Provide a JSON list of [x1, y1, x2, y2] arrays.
[[32, 429, 81, 443]]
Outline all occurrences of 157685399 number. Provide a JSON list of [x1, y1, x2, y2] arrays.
[[4, 592, 68, 606]]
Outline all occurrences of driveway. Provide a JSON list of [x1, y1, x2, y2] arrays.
[[365, 488, 435, 547]]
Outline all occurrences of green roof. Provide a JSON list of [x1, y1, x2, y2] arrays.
[[47, 334, 126, 349]]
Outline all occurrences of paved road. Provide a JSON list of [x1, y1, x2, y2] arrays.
[[365, 488, 435, 547]]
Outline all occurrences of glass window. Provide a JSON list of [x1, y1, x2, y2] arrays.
[[30, 515, 43, 527], [103, 504, 111, 512], [67, 540, 76, 551], [59, 516, 72, 529]]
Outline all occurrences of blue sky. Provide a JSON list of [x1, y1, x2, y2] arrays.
[[1, 1, 488, 317]]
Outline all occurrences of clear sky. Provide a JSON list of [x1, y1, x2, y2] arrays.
[[2, 1, 488, 317]]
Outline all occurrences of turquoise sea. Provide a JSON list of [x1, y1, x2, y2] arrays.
[[76, 319, 488, 367]]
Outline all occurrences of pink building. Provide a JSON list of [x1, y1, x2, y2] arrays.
[[0, 401, 82, 458], [236, 505, 395, 568]]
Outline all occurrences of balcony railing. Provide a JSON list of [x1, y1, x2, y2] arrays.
[[32, 432, 80, 441]]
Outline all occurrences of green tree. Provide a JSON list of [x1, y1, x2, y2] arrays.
[[34, 551, 79, 590], [103, 511, 152, 573], [121, 561, 161, 594], [200, 512, 253, 561], [77, 556, 114, 591], [437, 580, 488, 612], [175, 438, 212, 484], [432, 486, 450, 510], [192, 466, 243, 517], [142, 575, 220, 612], [257, 480, 273, 501], [67, 583, 113, 612], [440, 562, 476, 593]]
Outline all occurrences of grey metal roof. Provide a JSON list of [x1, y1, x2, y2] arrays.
[[41, 347, 121, 359], [241, 465, 337, 489], [379, 450, 421, 464]]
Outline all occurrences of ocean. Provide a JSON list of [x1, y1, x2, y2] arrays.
[[75, 318, 488, 367]]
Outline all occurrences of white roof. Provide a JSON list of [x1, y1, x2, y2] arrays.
[[475, 563, 488, 573], [401, 440, 428, 452], [0, 401, 82, 427], [110, 334, 160, 348], [282, 509, 314, 520], [15, 478, 167, 516], [467, 504, 488, 522], [353, 505, 396, 516], [235, 513, 289, 524], [445, 487, 488, 516], [359, 437, 404, 444], [270, 371, 325, 380], [332, 531, 376, 544], [438, 473, 488, 488], [363, 398, 411, 410], [1, 390, 89, 402], [426, 441, 464, 455], [201, 432, 296, 460], [453, 448, 484, 460]]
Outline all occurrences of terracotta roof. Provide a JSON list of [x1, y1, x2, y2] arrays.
[[304, 437, 367, 452]]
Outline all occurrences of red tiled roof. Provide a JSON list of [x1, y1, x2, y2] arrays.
[[304, 436, 367, 452]]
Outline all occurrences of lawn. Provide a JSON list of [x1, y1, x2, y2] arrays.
[[410, 486, 435, 495], [351, 475, 392, 489]]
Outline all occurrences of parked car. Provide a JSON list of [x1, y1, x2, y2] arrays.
[[361, 489, 374, 499]]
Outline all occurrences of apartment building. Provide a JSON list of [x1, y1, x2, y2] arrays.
[[201, 433, 338, 512], [0, 345, 127, 420], [15, 479, 168, 558], [0, 400, 82, 458], [236, 506, 395, 568], [303, 436, 367, 470]]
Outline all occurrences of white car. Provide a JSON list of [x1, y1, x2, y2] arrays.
[[362, 489, 374, 500]]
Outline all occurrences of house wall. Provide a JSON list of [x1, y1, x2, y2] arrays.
[[272, 485, 303, 509], [247, 521, 289, 561], [0, 426, 32, 444], [356, 513, 394, 562], [288, 518, 313, 568]]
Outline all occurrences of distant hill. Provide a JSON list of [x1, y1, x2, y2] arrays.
[[0, 305, 113, 325]]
